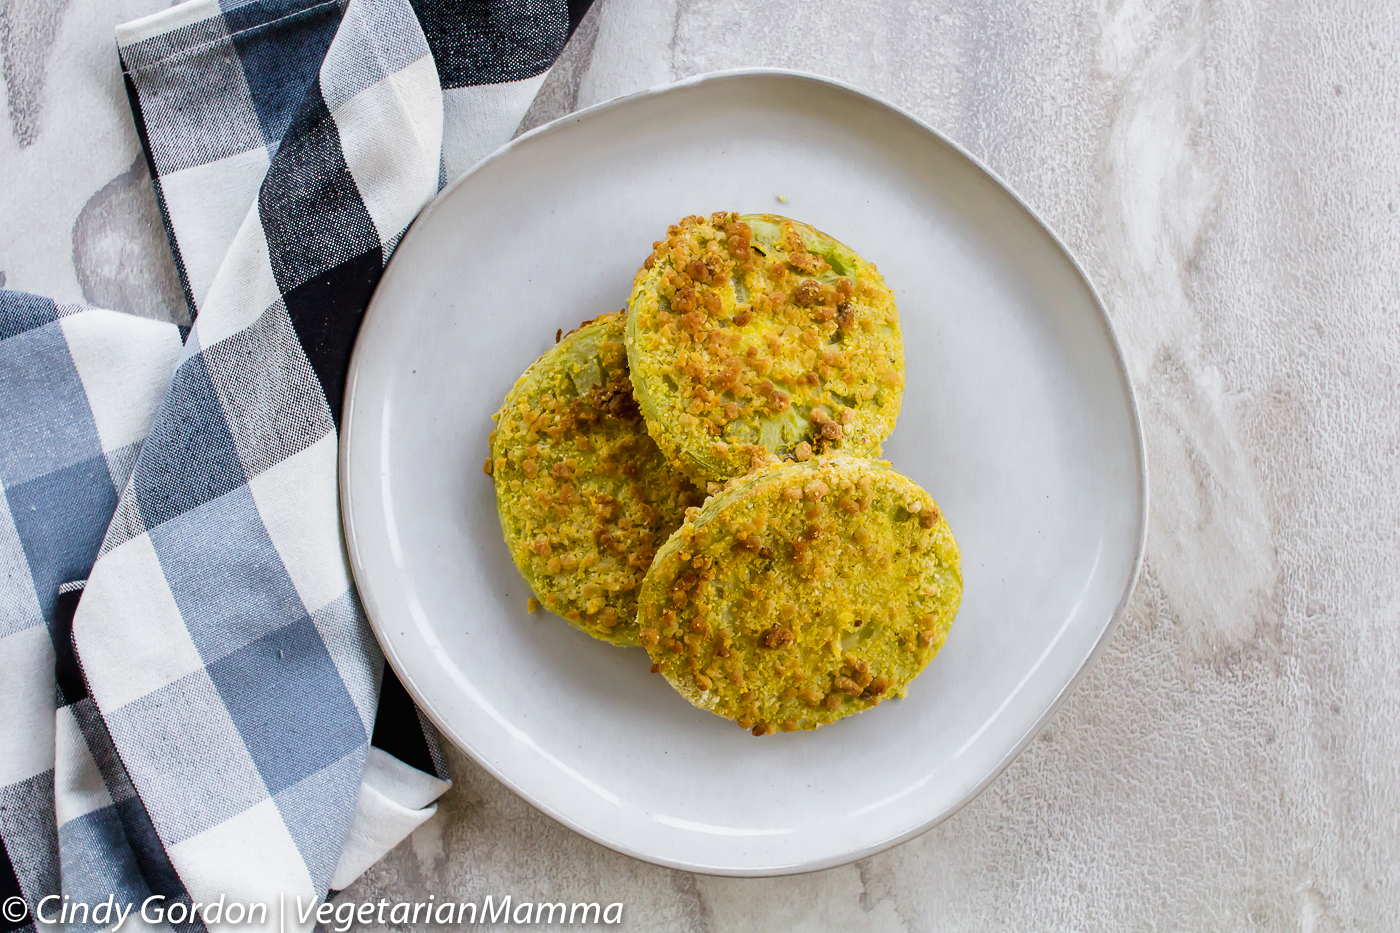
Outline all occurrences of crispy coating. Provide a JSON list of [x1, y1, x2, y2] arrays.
[[626, 212, 904, 486], [490, 313, 703, 645], [637, 456, 961, 732]]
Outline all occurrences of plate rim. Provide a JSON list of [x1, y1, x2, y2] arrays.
[[340, 66, 1149, 877]]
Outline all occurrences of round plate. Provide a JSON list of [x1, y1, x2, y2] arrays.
[[341, 69, 1146, 875]]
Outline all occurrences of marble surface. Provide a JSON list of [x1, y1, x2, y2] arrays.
[[4, 0, 1398, 928]]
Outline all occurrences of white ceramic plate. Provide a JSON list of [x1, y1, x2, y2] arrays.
[[341, 70, 1146, 875]]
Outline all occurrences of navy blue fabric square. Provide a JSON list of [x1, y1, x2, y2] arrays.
[[130, 353, 248, 530], [567, 0, 590, 31], [373, 666, 440, 776], [0, 771, 58, 923], [56, 807, 153, 924], [0, 289, 59, 340], [0, 319, 103, 487], [410, 0, 569, 88], [259, 83, 379, 293], [113, 795, 188, 907], [54, 586, 89, 704], [5, 455, 116, 625], [207, 615, 366, 796], [0, 835, 23, 933], [223, 0, 341, 149], [282, 248, 382, 423], [148, 484, 305, 663]]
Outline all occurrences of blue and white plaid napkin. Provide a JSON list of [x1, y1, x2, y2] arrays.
[[0, 0, 589, 924]]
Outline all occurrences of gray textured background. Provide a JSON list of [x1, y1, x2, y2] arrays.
[[2, 0, 1397, 928]]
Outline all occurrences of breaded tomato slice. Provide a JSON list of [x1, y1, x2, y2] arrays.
[[489, 312, 703, 645], [638, 456, 960, 732], [627, 212, 903, 486]]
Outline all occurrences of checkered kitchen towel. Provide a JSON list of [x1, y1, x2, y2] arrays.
[[1, 0, 590, 924]]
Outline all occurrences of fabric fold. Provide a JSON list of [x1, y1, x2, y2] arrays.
[[1, 0, 589, 922], [0, 296, 182, 928], [71, 0, 445, 914]]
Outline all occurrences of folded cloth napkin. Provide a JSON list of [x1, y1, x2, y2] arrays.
[[0, 0, 590, 924]]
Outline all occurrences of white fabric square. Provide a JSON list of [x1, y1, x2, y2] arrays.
[[53, 703, 114, 826], [247, 432, 348, 615], [328, 747, 449, 890], [0, 625, 56, 786], [159, 147, 272, 314], [318, 0, 428, 113], [60, 309, 182, 454], [115, 0, 223, 46], [169, 798, 318, 933], [73, 533, 206, 711], [193, 213, 283, 349], [332, 54, 442, 241], [441, 75, 546, 181]]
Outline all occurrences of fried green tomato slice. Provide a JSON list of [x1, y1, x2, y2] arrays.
[[637, 455, 960, 733], [488, 312, 703, 646], [625, 212, 904, 486]]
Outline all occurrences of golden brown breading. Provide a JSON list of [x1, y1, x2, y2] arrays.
[[626, 213, 904, 486], [490, 312, 703, 645], [637, 456, 961, 732]]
